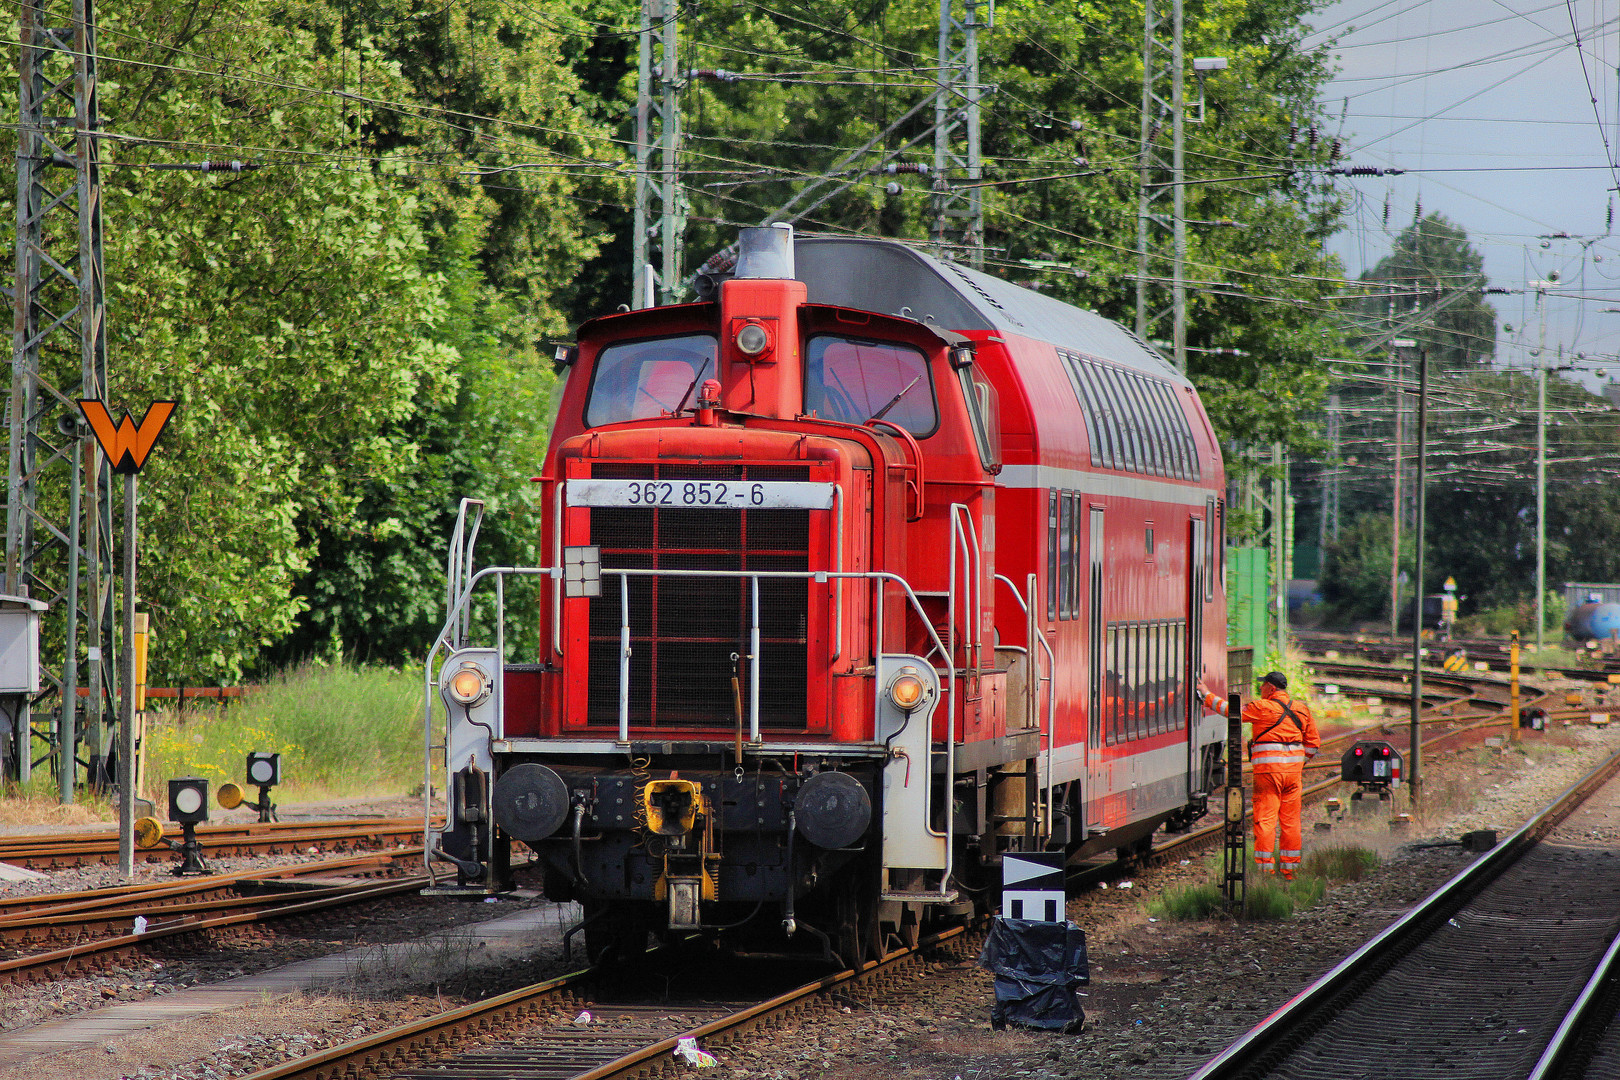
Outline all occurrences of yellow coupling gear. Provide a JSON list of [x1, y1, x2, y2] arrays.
[[642, 776, 721, 926], [643, 778, 701, 837]]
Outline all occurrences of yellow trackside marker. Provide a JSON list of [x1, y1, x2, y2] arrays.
[[77, 400, 176, 474]]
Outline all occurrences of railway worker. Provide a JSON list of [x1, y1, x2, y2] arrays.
[[1195, 672, 1320, 880]]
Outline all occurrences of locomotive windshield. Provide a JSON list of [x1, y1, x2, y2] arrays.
[[804, 335, 937, 436], [585, 334, 718, 426]]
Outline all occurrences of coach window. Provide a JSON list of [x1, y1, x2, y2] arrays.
[[1101, 366, 1144, 472], [1074, 358, 1112, 469], [1047, 491, 1060, 621], [1124, 374, 1166, 477], [1106, 625, 1121, 743], [586, 334, 718, 427], [805, 336, 938, 435], [1154, 382, 1191, 479], [1083, 359, 1126, 471], [1058, 494, 1076, 620]]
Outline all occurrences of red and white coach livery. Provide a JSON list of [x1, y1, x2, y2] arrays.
[[426, 226, 1227, 962]]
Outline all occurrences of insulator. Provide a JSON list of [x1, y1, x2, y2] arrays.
[[884, 162, 929, 175], [692, 68, 739, 82], [1329, 139, 1342, 163], [884, 181, 902, 196], [1307, 123, 1318, 148], [1069, 118, 1084, 132], [1609, 197, 1614, 230], [1288, 121, 1298, 143], [1382, 192, 1390, 227]]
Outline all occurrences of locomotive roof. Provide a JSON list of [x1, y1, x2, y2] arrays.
[[794, 237, 1184, 384]]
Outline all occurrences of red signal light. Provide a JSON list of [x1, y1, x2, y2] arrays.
[[1381, 746, 1391, 756], [1354, 747, 1364, 756]]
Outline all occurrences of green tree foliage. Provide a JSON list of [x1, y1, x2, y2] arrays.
[[668, 0, 1349, 449], [2, 0, 602, 682], [1353, 213, 1498, 370], [1319, 512, 1409, 624], [10, 0, 1364, 679]]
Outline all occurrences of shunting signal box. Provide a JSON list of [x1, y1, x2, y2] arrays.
[[1342, 740, 1402, 794]]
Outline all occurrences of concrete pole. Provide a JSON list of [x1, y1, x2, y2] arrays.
[[1535, 346, 1548, 653], [1388, 366, 1403, 643], [1409, 351, 1427, 807]]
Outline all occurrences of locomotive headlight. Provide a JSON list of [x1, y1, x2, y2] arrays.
[[887, 667, 927, 712], [735, 322, 770, 356], [447, 661, 492, 708]]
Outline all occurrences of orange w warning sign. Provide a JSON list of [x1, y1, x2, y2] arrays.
[[77, 401, 176, 474]]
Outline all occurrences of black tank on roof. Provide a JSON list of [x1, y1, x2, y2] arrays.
[[793, 237, 1183, 384]]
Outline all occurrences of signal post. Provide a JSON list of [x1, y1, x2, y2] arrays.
[[78, 400, 174, 878]]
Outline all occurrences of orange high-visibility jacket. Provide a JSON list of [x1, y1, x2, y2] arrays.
[[1202, 685, 1321, 761]]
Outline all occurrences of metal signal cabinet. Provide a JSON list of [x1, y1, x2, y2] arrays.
[[425, 227, 1229, 964]]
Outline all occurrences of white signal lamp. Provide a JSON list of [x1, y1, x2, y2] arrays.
[[247, 751, 281, 787], [169, 777, 208, 825]]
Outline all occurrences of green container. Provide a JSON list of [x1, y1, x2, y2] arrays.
[[1226, 546, 1270, 658]]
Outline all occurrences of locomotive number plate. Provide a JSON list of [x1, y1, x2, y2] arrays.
[[568, 479, 835, 510]]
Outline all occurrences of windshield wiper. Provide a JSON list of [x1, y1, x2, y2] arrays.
[[673, 356, 713, 414], [867, 375, 922, 423]]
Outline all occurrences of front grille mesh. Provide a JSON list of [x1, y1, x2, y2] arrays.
[[587, 464, 812, 730]]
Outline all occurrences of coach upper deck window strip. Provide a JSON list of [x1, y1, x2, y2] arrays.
[[1059, 352, 1200, 481]]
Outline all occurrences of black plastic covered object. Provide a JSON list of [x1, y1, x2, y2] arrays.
[[977, 917, 1090, 1032]]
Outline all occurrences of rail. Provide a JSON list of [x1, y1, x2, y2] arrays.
[[1187, 742, 1620, 1079], [232, 921, 977, 1080]]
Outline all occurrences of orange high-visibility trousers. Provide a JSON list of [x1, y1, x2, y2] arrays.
[[1251, 748, 1306, 874]]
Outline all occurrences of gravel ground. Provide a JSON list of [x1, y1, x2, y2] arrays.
[[6, 723, 1619, 1080]]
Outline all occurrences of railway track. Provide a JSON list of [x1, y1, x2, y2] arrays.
[[1187, 743, 1620, 1079], [0, 816, 429, 868], [233, 923, 979, 1080], [1297, 629, 1620, 683], [0, 848, 428, 985]]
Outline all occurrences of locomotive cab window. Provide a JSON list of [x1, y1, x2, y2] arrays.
[[586, 334, 718, 427], [957, 364, 1002, 471], [805, 335, 938, 436]]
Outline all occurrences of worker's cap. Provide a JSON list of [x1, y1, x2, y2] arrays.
[[1259, 671, 1288, 691]]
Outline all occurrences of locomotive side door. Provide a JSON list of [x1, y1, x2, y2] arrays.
[[1186, 514, 1207, 796], [1085, 506, 1106, 833]]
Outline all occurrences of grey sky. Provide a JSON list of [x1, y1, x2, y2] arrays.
[[1311, 0, 1620, 387]]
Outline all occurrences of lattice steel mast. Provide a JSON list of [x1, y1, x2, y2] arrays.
[[929, 0, 988, 269], [632, 0, 684, 308], [8, 0, 116, 798]]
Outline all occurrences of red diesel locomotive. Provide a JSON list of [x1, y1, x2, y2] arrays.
[[425, 225, 1228, 962]]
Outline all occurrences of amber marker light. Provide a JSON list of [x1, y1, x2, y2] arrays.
[[447, 662, 491, 707], [888, 669, 926, 712]]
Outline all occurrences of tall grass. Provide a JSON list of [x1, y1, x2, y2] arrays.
[[1149, 843, 1372, 921], [143, 663, 426, 803]]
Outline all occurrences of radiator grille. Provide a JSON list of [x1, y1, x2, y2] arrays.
[[587, 463, 813, 730]]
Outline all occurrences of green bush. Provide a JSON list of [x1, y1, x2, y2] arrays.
[[143, 663, 426, 803]]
